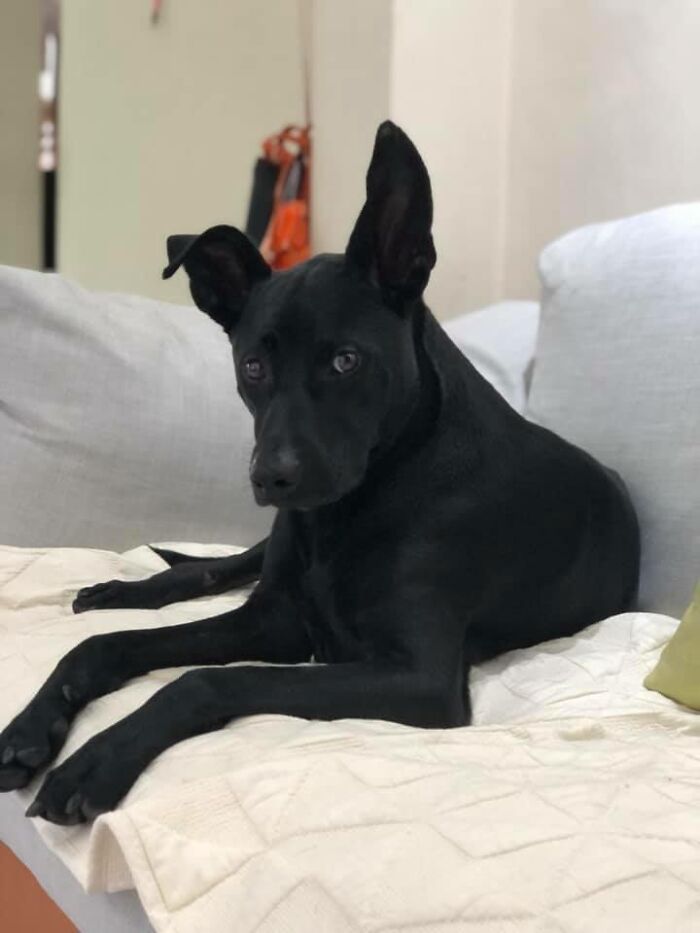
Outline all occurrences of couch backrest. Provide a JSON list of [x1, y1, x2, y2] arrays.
[[1, 265, 540, 553], [0, 265, 271, 550], [528, 203, 700, 616]]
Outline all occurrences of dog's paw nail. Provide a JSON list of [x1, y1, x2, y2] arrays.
[[62, 684, 76, 704], [82, 799, 109, 820], [25, 799, 45, 818], [73, 584, 102, 611], [65, 792, 83, 816], [1, 746, 14, 765], [0, 767, 30, 791], [49, 716, 69, 741], [15, 746, 46, 768]]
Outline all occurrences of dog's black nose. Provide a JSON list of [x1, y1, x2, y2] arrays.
[[251, 448, 302, 499]]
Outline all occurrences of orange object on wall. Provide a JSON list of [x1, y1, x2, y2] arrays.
[[259, 125, 311, 270]]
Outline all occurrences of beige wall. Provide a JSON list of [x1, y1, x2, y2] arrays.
[[505, 0, 700, 298], [391, 0, 512, 318], [59, 0, 305, 303], [54, 2, 700, 310], [310, 0, 513, 317], [312, 0, 700, 317], [310, 0, 513, 318], [0, 0, 41, 269], [310, 0, 392, 255]]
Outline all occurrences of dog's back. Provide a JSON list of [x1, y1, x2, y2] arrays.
[[416, 311, 640, 661]]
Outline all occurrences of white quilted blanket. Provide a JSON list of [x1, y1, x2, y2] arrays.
[[1, 543, 699, 932]]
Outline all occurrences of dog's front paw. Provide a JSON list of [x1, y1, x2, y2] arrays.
[[28, 730, 133, 824], [73, 579, 137, 613], [0, 694, 72, 791]]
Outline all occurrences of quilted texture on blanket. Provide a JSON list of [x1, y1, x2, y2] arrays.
[[1, 543, 699, 932]]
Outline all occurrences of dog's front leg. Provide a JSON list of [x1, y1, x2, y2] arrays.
[[73, 540, 267, 613], [0, 590, 309, 792], [28, 661, 462, 823]]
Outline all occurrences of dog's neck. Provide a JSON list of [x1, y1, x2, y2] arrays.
[[371, 307, 442, 469]]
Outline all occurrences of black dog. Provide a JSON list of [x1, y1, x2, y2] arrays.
[[0, 123, 639, 824]]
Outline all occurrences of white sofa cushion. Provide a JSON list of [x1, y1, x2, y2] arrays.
[[0, 265, 270, 550], [0, 266, 539, 550], [443, 300, 539, 413], [528, 204, 700, 616]]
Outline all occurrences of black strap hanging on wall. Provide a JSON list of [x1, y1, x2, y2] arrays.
[[38, 0, 59, 271]]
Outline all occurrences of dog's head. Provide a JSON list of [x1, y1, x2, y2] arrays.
[[164, 122, 436, 510]]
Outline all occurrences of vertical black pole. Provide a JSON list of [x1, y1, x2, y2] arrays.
[[39, 0, 59, 271], [42, 169, 56, 270]]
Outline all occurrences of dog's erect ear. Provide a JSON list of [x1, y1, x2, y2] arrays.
[[346, 121, 436, 306], [162, 225, 270, 331]]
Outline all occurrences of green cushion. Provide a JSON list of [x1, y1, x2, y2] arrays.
[[645, 580, 700, 709]]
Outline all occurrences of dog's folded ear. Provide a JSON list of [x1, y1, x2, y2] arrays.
[[346, 121, 436, 308], [163, 225, 270, 332]]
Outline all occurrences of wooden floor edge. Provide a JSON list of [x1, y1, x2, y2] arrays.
[[0, 841, 76, 933]]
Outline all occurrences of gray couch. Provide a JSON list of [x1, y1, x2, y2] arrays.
[[0, 203, 698, 932], [1, 202, 698, 609]]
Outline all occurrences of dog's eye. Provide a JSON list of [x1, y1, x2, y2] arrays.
[[331, 349, 360, 375], [242, 357, 265, 382]]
